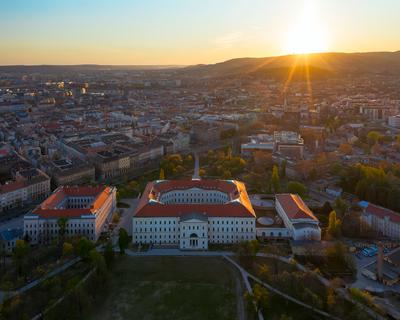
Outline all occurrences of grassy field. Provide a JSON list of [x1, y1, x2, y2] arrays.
[[89, 256, 239, 320]]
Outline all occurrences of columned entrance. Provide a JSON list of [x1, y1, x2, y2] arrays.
[[179, 212, 209, 250], [189, 233, 199, 247]]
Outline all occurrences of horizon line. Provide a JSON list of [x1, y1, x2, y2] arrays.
[[0, 50, 399, 68]]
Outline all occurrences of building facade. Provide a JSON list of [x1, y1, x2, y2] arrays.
[[24, 185, 116, 244], [361, 202, 400, 240], [0, 168, 50, 212], [132, 179, 256, 250], [275, 194, 321, 241]]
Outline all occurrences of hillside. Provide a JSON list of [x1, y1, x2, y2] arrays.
[[183, 51, 400, 78]]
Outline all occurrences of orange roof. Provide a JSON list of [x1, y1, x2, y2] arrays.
[[32, 185, 112, 219], [135, 179, 255, 218], [275, 194, 317, 221]]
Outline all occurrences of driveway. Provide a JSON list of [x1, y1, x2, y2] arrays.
[[116, 198, 140, 235]]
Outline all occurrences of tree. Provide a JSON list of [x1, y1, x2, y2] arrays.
[[279, 315, 293, 320], [244, 284, 269, 315], [271, 165, 280, 193], [327, 210, 341, 238], [334, 197, 348, 217], [62, 242, 74, 257], [258, 264, 270, 283], [0, 238, 6, 270], [326, 242, 348, 271], [287, 181, 307, 197], [118, 228, 129, 254], [57, 217, 68, 244], [159, 168, 165, 180], [320, 201, 333, 216], [280, 160, 287, 178], [237, 240, 259, 267], [366, 131, 383, 146], [339, 143, 353, 155], [13, 239, 29, 277], [222, 170, 232, 179], [89, 249, 107, 275], [327, 288, 336, 312], [112, 212, 121, 224], [104, 241, 115, 268], [75, 237, 95, 260], [253, 151, 273, 168]]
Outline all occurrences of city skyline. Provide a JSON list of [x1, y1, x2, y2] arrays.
[[1, 0, 400, 65]]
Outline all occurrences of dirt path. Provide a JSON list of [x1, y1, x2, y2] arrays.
[[232, 266, 246, 320]]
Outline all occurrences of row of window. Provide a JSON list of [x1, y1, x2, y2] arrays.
[[27, 228, 94, 235], [134, 234, 254, 244], [26, 223, 93, 229], [134, 219, 254, 225], [134, 227, 254, 233]]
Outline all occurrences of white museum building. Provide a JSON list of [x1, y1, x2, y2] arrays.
[[24, 185, 116, 244], [132, 179, 256, 250]]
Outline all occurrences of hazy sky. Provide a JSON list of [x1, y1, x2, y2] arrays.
[[1, 0, 399, 65]]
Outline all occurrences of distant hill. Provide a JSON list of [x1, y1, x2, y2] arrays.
[[183, 51, 400, 78], [0, 64, 185, 73], [1, 51, 400, 78]]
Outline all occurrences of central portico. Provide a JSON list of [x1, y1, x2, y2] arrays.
[[180, 212, 208, 250]]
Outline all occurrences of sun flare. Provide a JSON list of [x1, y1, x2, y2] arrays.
[[284, 2, 329, 54]]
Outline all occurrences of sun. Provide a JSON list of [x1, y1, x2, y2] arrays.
[[284, 2, 328, 54]]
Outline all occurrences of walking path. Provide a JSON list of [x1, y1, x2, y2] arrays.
[[223, 255, 339, 320], [0, 245, 386, 320], [0, 256, 81, 304]]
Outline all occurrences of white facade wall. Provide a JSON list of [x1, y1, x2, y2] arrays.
[[180, 219, 208, 250], [0, 187, 28, 211], [24, 188, 116, 244], [132, 216, 256, 249], [24, 215, 96, 244], [362, 213, 400, 240], [276, 200, 321, 241], [388, 115, 400, 128], [132, 217, 180, 245], [159, 188, 228, 204], [0, 178, 50, 212], [256, 227, 290, 238]]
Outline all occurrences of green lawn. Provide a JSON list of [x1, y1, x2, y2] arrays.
[[89, 256, 239, 320]]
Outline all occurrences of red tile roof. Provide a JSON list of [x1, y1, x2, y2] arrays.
[[276, 194, 318, 221], [32, 185, 113, 219], [0, 181, 25, 193], [366, 203, 400, 224], [135, 179, 255, 218]]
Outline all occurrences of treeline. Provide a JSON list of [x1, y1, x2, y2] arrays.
[[203, 149, 246, 179], [160, 153, 194, 178], [338, 163, 400, 211]]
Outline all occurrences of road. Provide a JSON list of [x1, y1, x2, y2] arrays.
[[112, 197, 139, 246], [308, 188, 336, 204], [351, 248, 400, 293]]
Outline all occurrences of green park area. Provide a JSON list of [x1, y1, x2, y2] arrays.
[[89, 256, 239, 320]]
